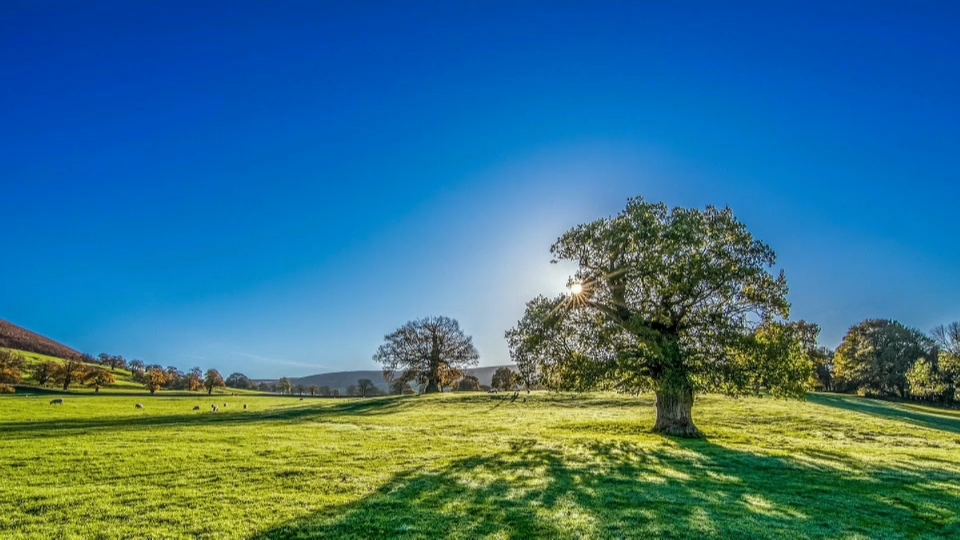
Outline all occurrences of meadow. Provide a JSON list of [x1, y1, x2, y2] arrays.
[[1, 391, 959, 539]]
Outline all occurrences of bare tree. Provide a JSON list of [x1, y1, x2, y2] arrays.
[[374, 316, 479, 394]]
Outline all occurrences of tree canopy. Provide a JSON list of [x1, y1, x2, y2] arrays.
[[204, 369, 226, 395], [833, 319, 934, 398], [506, 197, 810, 437], [374, 316, 479, 394]]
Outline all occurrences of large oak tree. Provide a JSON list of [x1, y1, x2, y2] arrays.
[[374, 316, 479, 393], [506, 197, 812, 437]]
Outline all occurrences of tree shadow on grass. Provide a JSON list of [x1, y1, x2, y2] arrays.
[[0, 396, 410, 440], [809, 393, 960, 434], [252, 437, 960, 539]]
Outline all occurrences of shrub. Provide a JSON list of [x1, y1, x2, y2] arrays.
[[0, 383, 15, 393]]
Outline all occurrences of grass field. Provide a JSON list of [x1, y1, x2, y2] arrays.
[[1, 391, 959, 539]]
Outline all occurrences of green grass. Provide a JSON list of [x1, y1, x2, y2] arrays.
[[1, 392, 958, 539]]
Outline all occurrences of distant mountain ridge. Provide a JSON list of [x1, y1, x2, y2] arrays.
[[0, 319, 81, 360], [287, 364, 518, 392]]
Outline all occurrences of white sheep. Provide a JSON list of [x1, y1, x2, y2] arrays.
[[135, 403, 144, 409], [49, 398, 64, 405], [212, 405, 220, 412]]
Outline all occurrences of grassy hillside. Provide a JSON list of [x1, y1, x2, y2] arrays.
[[0, 319, 82, 360], [1, 392, 958, 538], [5, 348, 245, 395]]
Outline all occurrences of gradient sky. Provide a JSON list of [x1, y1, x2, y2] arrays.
[[2, 2, 958, 378]]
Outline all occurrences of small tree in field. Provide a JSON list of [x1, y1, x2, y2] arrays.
[[455, 375, 481, 392], [295, 384, 305, 396], [145, 368, 168, 394], [32, 360, 58, 386], [507, 197, 810, 438], [186, 367, 204, 391], [308, 385, 318, 396], [491, 367, 516, 391], [86, 368, 116, 393], [357, 379, 376, 397], [276, 377, 292, 395], [374, 316, 480, 394], [204, 369, 226, 395], [0, 350, 25, 385], [54, 359, 89, 391]]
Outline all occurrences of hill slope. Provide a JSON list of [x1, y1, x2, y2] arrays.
[[290, 365, 518, 391], [0, 319, 82, 360]]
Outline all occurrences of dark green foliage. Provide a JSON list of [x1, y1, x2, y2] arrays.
[[507, 197, 807, 437], [833, 319, 935, 398], [491, 366, 516, 391], [454, 375, 481, 392]]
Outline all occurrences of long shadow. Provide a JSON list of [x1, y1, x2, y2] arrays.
[[809, 393, 960, 434], [0, 396, 409, 440], [252, 437, 960, 539]]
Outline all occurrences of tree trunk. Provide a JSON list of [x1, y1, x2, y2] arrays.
[[653, 386, 702, 438], [424, 378, 440, 394]]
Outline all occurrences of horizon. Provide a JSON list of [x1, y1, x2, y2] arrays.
[[3, 2, 958, 379]]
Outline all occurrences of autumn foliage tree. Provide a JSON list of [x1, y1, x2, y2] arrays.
[[507, 198, 810, 438], [374, 316, 480, 394], [54, 358, 89, 391], [204, 369, 226, 395], [0, 350, 25, 385], [145, 368, 168, 394], [32, 360, 58, 386], [86, 368, 116, 393]]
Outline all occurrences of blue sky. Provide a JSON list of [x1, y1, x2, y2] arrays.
[[2, 2, 958, 378]]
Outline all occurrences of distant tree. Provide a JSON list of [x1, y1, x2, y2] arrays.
[[833, 320, 935, 397], [80, 353, 96, 365], [257, 382, 270, 392], [308, 385, 318, 396], [491, 367, 516, 391], [164, 366, 184, 390], [86, 368, 116, 393], [98, 354, 127, 371], [129, 359, 145, 373], [455, 375, 481, 392], [0, 350, 25, 385], [374, 316, 480, 394], [332, 388, 341, 397], [319, 385, 332, 396], [295, 384, 305, 396], [276, 377, 292, 395], [186, 367, 204, 391], [53, 358, 89, 390], [226, 372, 253, 390], [32, 360, 58, 386], [346, 384, 359, 397], [204, 369, 226, 395], [931, 322, 960, 356], [506, 198, 806, 437], [145, 368, 168, 394], [907, 359, 949, 402], [357, 379, 376, 397], [809, 347, 834, 391], [389, 379, 413, 395]]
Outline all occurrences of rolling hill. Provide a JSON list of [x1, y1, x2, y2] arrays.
[[0, 319, 82, 360], [289, 365, 518, 392]]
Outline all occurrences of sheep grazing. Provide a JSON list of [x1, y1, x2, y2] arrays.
[[243, 404, 247, 410], [135, 403, 144, 409], [299, 397, 304, 401], [192, 405, 201, 411], [488, 389, 499, 394], [211, 405, 220, 412], [222, 403, 227, 407], [49, 398, 64, 405]]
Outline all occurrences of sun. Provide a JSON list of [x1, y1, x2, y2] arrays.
[[569, 282, 583, 295]]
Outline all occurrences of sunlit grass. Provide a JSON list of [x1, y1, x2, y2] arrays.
[[1, 392, 958, 538]]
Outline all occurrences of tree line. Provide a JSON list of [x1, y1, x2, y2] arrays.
[[814, 319, 960, 403]]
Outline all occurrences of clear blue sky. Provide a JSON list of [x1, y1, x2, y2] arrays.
[[2, 2, 958, 378]]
